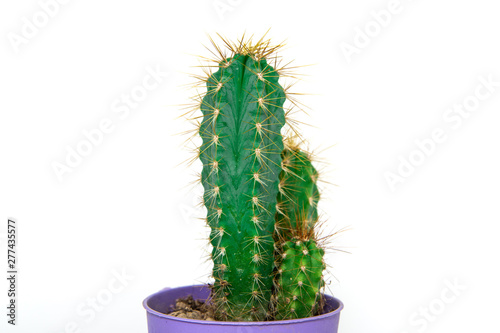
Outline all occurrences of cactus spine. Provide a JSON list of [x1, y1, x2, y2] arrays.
[[274, 145, 326, 319], [199, 39, 286, 321]]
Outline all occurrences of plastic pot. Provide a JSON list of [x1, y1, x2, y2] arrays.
[[143, 284, 343, 332]]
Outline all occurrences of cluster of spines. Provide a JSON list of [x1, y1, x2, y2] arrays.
[[273, 143, 327, 319]]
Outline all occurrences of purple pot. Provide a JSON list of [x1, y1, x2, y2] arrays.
[[143, 285, 343, 332]]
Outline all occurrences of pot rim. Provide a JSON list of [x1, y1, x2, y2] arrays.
[[143, 284, 343, 326]]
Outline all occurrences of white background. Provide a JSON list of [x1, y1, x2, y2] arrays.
[[1, 0, 499, 332]]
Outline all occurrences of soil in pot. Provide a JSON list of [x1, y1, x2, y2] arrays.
[[167, 295, 215, 321], [166, 293, 327, 322]]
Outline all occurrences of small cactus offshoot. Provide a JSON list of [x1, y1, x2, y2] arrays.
[[274, 143, 326, 320], [275, 239, 325, 320], [185, 34, 334, 322]]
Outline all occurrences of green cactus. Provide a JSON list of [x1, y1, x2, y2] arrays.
[[198, 40, 286, 321], [276, 146, 320, 236], [191, 35, 333, 322], [273, 144, 326, 319], [275, 239, 325, 320]]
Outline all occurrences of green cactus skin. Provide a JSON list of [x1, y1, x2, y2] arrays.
[[275, 239, 325, 320], [273, 146, 326, 319], [276, 147, 320, 237], [199, 51, 286, 321]]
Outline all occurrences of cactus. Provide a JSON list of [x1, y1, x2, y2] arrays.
[[190, 35, 332, 322], [198, 38, 286, 321], [275, 239, 325, 319], [273, 144, 326, 319], [276, 145, 320, 235]]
